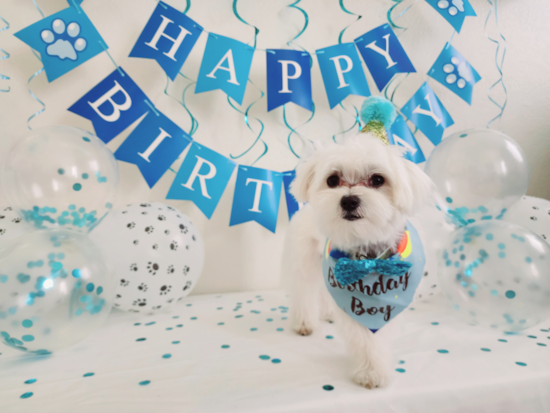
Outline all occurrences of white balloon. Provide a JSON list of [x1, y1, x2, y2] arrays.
[[91, 203, 204, 313], [502, 196, 550, 244]]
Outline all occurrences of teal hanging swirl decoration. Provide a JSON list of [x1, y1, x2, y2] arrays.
[[387, 0, 418, 31], [0, 16, 10, 93], [332, 0, 362, 143], [282, 1, 314, 158], [226, 0, 268, 165], [27, 1, 46, 129], [485, 0, 507, 128]]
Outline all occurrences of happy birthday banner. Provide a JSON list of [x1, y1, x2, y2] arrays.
[[14, 0, 479, 233]]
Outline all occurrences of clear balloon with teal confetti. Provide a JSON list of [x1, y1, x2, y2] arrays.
[[439, 220, 550, 332], [0, 229, 114, 354], [1, 125, 119, 233], [425, 128, 528, 227]]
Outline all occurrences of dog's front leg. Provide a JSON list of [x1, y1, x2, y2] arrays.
[[334, 306, 392, 388]]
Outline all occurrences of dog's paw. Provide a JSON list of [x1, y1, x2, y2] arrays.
[[353, 366, 390, 389], [291, 319, 314, 336]]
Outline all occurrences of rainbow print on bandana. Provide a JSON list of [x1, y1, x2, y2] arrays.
[[396, 231, 412, 260]]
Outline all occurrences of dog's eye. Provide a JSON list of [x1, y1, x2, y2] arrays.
[[371, 174, 385, 188], [327, 175, 340, 188]]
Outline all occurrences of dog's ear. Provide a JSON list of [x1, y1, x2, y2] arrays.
[[391, 152, 434, 216], [290, 156, 317, 203]]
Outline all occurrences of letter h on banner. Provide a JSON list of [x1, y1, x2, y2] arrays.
[[167, 143, 237, 219], [229, 166, 283, 233], [129, 1, 203, 80], [266, 49, 313, 112], [354, 24, 416, 91], [68, 67, 150, 144]]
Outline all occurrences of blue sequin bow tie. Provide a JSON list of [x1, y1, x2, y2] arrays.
[[330, 249, 412, 287]]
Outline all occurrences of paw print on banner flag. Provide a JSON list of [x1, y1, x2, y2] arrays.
[[428, 43, 481, 105], [425, 0, 476, 33], [41, 19, 87, 61], [14, 5, 107, 82]]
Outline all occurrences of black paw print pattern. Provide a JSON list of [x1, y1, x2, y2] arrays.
[[133, 298, 147, 307], [179, 224, 188, 234], [147, 262, 159, 275], [133, 240, 139, 245], [116, 294, 121, 299], [141, 211, 148, 215], [0, 215, 4, 220], [183, 281, 192, 291], [170, 241, 178, 251], [140, 203, 151, 207], [138, 283, 148, 292], [0, 229, 5, 235], [167, 265, 175, 274], [533, 206, 539, 210], [145, 226, 154, 234], [183, 266, 190, 275], [167, 206, 175, 211], [130, 263, 138, 272], [152, 244, 159, 250], [158, 215, 166, 221], [160, 285, 171, 295], [166, 299, 174, 304], [127, 222, 135, 229], [122, 211, 128, 214], [192, 235, 196, 242], [531, 216, 538, 221], [120, 279, 129, 287], [12, 217, 21, 223], [152, 305, 162, 310], [165, 230, 170, 235], [4, 207, 12, 211]]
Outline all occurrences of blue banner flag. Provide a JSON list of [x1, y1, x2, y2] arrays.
[[129, 1, 203, 80], [316, 43, 370, 109], [266, 49, 312, 112], [67, 0, 84, 6], [229, 166, 283, 233], [425, 0, 476, 33], [115, 111, 191, 188], [68, 67, 150, 144], [400, 82, 454, 146], [388, 114, 426, 164], [282, 170, 303, 220], [166, 143, 236, 219], [354, 24, 415, 91], [195, 34, 253, 105], [428, 43, 481, 105], [14, 6, 106, 82]]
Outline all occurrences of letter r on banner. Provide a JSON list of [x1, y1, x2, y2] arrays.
[[167, 143, 236, 219]]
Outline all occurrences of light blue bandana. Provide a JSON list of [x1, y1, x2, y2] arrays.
[[322, 222, 425, 333]]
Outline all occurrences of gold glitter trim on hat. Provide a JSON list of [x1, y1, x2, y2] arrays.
[[361, 120, 390, 145]]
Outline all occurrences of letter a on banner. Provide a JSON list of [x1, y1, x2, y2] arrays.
[[129, 1, 203, 80], [354, 24, 415, 91], [316, 43, 370, 109], [115, 110, 191, 188], [167, 143, 237, 219], [400, 82, 454, 146], [266, 49, 313, 112], [195, 34, 254, 105], [229, 166, 283, 233], [68, 67, 150, 143]]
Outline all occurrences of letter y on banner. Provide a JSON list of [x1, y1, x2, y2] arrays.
[[167, 143, 237, 219], [129, 1, 203, 80], [68, 67, 150, 143], [229, 166, 283, 233], [387, 114, 425, 164]]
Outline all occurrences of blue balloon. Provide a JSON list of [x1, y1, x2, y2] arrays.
[[439, 220, 550, 332], [0, 230, 114, 354], [425, 128, 528, 226]]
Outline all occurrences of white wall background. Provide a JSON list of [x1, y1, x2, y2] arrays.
[[0, 0, 549, 295]]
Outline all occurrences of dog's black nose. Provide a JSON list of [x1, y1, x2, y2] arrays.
[[340, 195, 360, 212]]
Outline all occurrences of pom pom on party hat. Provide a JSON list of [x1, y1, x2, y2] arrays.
[[360, 96, 397, 145]]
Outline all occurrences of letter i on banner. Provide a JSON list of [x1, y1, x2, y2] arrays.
[[166, 143, 237, 219], [387, 114, 425, 164], [115, 111, 192, 188], [68, 68, 150, 144], [282, 171, 304, 220], [266, 49, 313, 112], [354, 24, 415, 91], [400, 82, 454, 146], [316, 43, 370, 109], [129, 1, 203, 80], [229, 166, 283, 233], [195, 34, 254, 105]]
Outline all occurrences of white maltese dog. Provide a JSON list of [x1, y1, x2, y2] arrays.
[[283, 98, 434, 388]]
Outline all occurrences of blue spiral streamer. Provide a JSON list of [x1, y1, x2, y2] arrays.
[[484, 0, 507, 128], [338, 0, 362, 44], [233, 0, 259, 48], [0, 16, 10, 92]]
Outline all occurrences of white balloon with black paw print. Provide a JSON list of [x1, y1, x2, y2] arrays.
[[0, 206, 31, 245], [91, 202, 204, 313]]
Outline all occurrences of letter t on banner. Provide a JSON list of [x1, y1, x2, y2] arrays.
[[167, 143, 237, 219], [354, 24, 416, 91], [129, 1, 203, 80], [68, 67, 150, 144], [230, 166, 283, 233]]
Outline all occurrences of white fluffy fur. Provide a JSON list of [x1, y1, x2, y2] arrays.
[[283, 133, 434, 388]]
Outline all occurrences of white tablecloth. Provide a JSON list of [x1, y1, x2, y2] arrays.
[[1, 290, 550, 413]]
